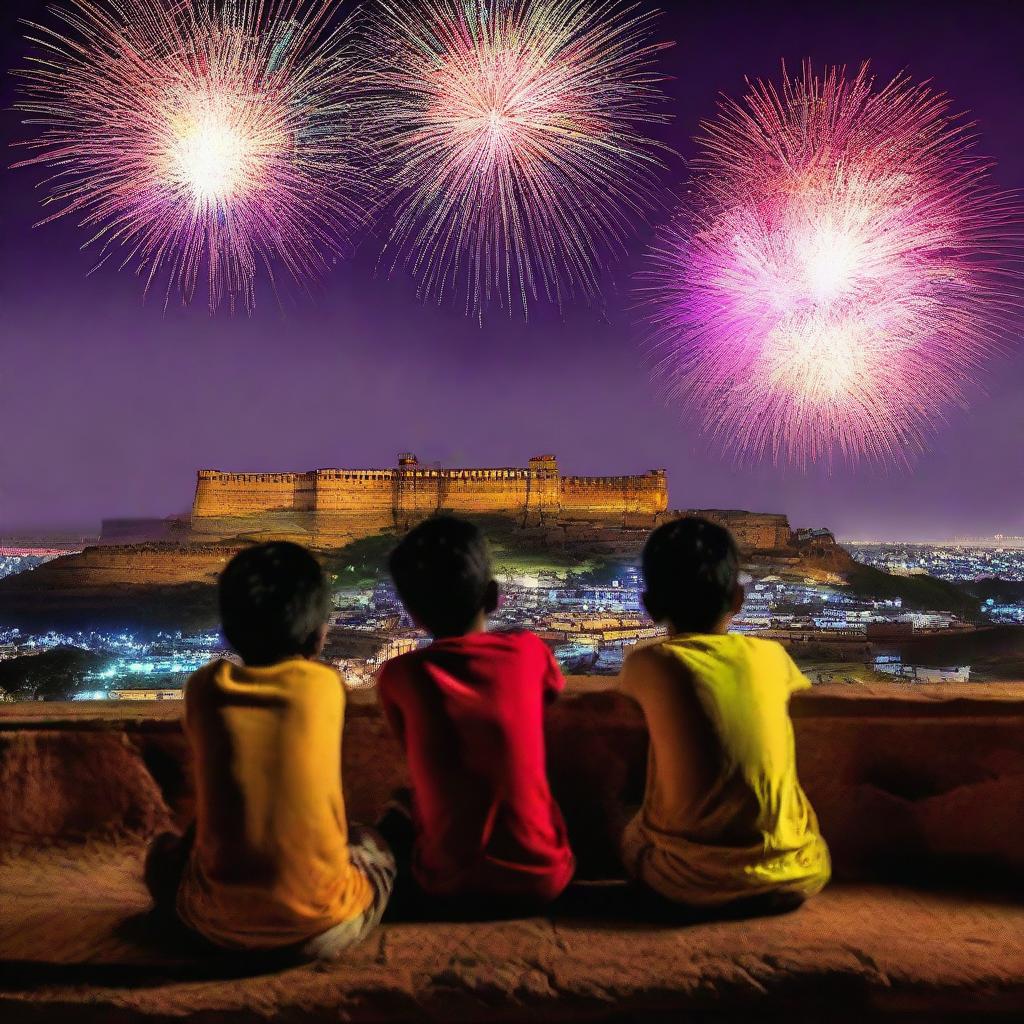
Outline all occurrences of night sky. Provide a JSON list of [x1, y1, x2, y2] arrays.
[[2, 0, 1022, 541]]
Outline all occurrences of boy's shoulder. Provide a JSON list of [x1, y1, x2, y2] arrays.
[[620, 637, 685, 689], [722, 633, 794, 668], [484, 627, 549, 651], [658, 632, 786, 657], [377, 629, 552, 687], [658, 633, 805, 694], [186, 656, 341, 695], [386, 628, 545, 660], [473, 629, 558, 672], [184, 657, 223, 697], [732, 633, 785, 652], [623, 633, 788, 674], [187, 658, 221, 682], [623, 636, 668, 666]]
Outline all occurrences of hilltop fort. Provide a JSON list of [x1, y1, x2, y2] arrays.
[[187, 454, 830, 559], [190, 454, 669, 540], [0, 455, 854, 628]]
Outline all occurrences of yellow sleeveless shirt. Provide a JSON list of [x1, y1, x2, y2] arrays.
[[620, 634, 830, 905]]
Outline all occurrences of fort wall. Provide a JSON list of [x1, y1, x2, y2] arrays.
[[192, 455, 667, 528], [561, 471, 668, 518], [193, 470, 315, 516], [311, 471, 394, 515]]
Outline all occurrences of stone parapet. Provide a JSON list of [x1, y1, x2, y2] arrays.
[[2, 682, 1023, 1023], [3, 681, 1023, 882]]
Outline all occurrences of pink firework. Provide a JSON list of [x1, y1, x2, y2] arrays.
[[12, 0, 374, 313], [642, 62, 1022, 466], [371, 0, 673, 319]]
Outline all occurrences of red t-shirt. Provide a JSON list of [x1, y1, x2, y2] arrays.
[[377, 630, 575, 901]]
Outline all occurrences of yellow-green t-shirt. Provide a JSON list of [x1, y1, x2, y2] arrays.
[[177, 658, 372, 948], [619, 633, 830, 905]]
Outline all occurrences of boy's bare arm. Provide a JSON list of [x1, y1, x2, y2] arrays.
[[784, 651, 813, 694], [376, 668, 407, 745], [623, 647, 719, 800], [544, 659, 565, 705]]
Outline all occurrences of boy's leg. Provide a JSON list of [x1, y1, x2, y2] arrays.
[[619, 812, 652, 883], [620, 816, 803, 921], [375, 788, 417, 917], [299, 824, 396, 961], [143, 824, 195, 917]]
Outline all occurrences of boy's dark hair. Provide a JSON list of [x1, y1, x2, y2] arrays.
[[389, 516, 493, 637], [641, 517, 740, 632], [218, 542, 331, 665]]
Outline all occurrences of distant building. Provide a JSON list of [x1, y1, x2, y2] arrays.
[[323, 627, 419, 664], [107, 688, 184, 701], [873, 657, 970, 684], [901, 611, 960, 631], [323, 627, 420, 686], [795, 528, 835, 542], [683, 509, 792, 552], [866, 621, 915, 639]]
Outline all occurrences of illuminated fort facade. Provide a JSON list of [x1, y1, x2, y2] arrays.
[[191, 454, 668, 535]]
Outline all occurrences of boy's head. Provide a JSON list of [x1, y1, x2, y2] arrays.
[[641, 517, 743, 634], [388, 516, 498, 638], [218, 542, 331, 666]]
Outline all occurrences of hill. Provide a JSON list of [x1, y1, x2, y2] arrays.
[[846, 563, 981, 619]]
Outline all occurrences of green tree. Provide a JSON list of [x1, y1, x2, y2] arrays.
[[0, 646, 107, 701]]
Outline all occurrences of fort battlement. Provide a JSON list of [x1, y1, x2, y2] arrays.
[[192, 454, 668, 529]]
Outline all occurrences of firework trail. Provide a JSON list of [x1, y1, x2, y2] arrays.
[[12, 0, 374, 313], [641, 62, 1022, 467], [370, 0, 673, 319]]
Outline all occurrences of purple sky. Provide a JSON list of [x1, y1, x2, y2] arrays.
[[2, 0, 1023, 541]]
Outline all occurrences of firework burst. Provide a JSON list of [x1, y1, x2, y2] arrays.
[[12, 0, 374, 313], [641, 62, 1022, 466], [370, 0, 673, 319]]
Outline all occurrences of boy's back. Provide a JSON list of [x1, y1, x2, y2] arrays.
[[178, 657, 372, 947], [620, 633, 830, 906], [378, 630, 574, 901]]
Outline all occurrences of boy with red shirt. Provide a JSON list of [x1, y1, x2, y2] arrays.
[[376, 516, 575, 911]]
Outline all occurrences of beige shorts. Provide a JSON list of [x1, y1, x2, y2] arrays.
[[148, 823, 396, 962], [299, 824, 397, 960]]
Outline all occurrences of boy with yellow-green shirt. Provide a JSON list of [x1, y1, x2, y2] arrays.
[[619, 517, 830, 913]]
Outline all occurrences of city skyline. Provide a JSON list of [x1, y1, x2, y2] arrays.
[[2, 0, 1024, 541]]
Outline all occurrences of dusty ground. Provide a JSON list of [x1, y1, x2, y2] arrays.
[[1, 842, 1023, 1022]]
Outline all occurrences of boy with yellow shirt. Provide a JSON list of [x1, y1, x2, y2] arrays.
[[144, 542, 394, 959], [619, 517, 830, 914]]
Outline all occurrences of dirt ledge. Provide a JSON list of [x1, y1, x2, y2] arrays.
[[1, 842, 1022, 1023]]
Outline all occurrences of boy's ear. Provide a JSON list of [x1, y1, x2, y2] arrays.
[[311, 622, 329, 658], [730, 583, 745, 615], [483, 578, 500, 615]]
